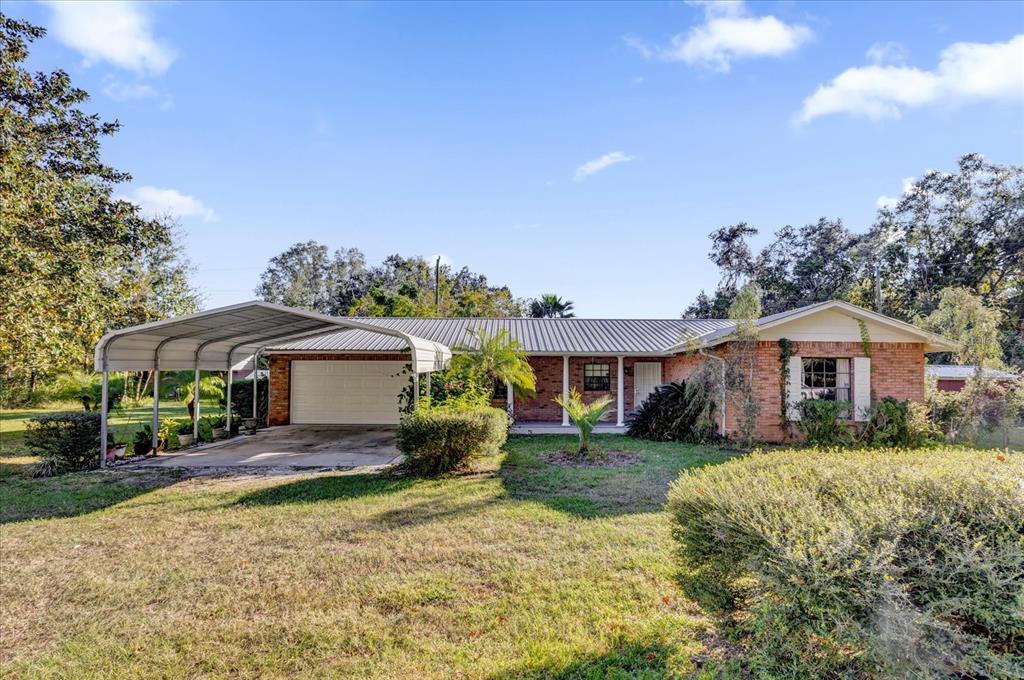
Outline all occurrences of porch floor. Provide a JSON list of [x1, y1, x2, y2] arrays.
[[511, 421, 626, 435]]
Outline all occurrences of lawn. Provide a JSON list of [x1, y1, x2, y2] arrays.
[[0, 435, 737, 679], [0, 399, 224, 472]]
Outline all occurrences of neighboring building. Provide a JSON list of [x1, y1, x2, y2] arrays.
[[264, 300, 953, 442], [926, 364, 1018, 392]]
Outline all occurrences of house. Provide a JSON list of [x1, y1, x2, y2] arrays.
[[263, 300, 953, 441], [926, 364, 1018, 392]]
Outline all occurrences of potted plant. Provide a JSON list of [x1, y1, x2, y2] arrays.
[[133, 427, 153, 456], [106, 441, 128, 463], [197, 417, 214, 443], [177, 420, 195, 447], [211, 414, 227, 440], [159, 418, 180, 450], [242, 417, 258, 434]]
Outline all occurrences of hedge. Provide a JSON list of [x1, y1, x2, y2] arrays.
[[396, 406, 508, 475], [667, 448, 1024, 678]]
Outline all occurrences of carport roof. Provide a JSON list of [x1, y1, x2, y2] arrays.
[[93, 301, 451, 373]]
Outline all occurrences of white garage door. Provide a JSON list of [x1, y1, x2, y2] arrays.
[[290, 360, 407, 424]]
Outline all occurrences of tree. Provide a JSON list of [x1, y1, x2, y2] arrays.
[[727, 282, 762, 447], [255, 240, 368, 315], [921, 288, 1004, 369], [449, 327, 536, 399], [529, 294, 575, 318], [0, 15, 190, 403]]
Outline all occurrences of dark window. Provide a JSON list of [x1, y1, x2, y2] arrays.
[[583, 363, 611, 391], [801, 358, 851, 403]]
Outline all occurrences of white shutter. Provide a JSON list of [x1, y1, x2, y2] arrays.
[[787, 356, 803, 421], [853, 357, 871, 422]]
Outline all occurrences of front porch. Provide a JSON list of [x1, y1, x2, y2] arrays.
[[511, 421, 626, 435]]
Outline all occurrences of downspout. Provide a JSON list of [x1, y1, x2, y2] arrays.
[[698, 348, 727, 437]]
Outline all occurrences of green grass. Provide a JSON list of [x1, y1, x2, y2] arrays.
[[0, 435, 738, 679], [0, 399, 223, 471]]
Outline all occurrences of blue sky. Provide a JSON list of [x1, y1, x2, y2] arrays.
[[9, 1, 1024, 317]]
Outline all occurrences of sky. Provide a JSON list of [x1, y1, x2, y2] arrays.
[[8, 0, 1024, 317]]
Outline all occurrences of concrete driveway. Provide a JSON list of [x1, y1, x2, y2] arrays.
[[136, 425, 401, 470]]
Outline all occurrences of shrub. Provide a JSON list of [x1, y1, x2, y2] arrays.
[[626, 380, 717, 443], [667, 448, 1024, 678], [860, 397, 939, 448], [197, 417, 214, 443], [26, 412, 105, 476], [132, 427, 153, 456], [158, 418, 180, 450], [554, 387, 613, 458], [396, 405, 508, 475], [795, 399, 852, 446], [229, 377, 268, 428]]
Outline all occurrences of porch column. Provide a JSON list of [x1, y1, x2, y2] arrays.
[[151, 364, 160, 450], [616, 356, 624, 427], [99, 368, 109, 468], [561, 355, 569, 426], [506, 380, 514, 418]]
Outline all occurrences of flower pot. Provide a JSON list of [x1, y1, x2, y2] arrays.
[[242, 418, 258, 433], [178, 433, 195, 447], [212, 427, 226, 440], [106, 445, 127, 463]]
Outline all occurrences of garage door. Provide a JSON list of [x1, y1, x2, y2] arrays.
[[290, 360, 407, 424]]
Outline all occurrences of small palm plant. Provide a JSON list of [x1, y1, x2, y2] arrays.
[[554, 387, 613, 459]]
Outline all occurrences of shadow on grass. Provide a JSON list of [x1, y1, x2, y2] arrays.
[[491, 638, 677, 679], [233, 472, 419, 507], [0, 467, 184, 524], [498, 434, 737, 519]]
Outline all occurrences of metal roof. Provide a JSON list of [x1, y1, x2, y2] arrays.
[[926, 365, 1017, 380], [93, 301, 452, 372], [268, 317, 735, 355]]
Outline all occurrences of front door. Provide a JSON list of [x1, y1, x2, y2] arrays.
[[633, 362, 662, 408]]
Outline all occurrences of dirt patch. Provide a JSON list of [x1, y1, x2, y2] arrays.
[[541, 450, 643, 468]]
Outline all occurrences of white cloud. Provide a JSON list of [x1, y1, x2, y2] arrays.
[[866, 41, 908, 65], [876, 177, 916, 209], [101, 76, 173, 109], [798, 34, 1024, 124], [126, 186, 217, 222], [573, 151, 636, 182], [626, 1, 813, 72], [44, 1, 175, 75]]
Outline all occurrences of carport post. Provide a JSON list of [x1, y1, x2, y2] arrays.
[[151, 363, 160, 450], [192, 360, 201, 443], [99, 365, 109, 468], [225, 354, 232, 437], [252, 352, 259, 421], [412, 372, 420, 409]]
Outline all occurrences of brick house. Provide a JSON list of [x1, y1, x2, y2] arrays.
[[264, 300, 953, 442]]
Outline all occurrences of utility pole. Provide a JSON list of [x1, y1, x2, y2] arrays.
[[434, 256, 441, 310]]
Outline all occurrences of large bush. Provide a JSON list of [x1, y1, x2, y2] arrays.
[[229, 377, 268, 429], [626, 380, 717, 443], [667, 449, 1024, 678], [26, 412, 106, 476], [396, 405, 508, 475]]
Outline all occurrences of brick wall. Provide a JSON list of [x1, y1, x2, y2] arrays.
[[267, 353, 410, 426], [722, 340, 925, 442]]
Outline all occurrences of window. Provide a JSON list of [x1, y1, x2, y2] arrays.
[[801, 358, 851, 403], [583, 363, 611, 391]]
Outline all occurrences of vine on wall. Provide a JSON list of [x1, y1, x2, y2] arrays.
[[778, 337, 795, 433], [857, 319, 873, 358]]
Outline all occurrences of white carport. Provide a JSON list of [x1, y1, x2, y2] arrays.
[[92, 301, 451, 467]]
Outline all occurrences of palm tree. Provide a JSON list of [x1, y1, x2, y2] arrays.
[[555, 387, 613, 458], [529, 294, 575, 318], [451, 327, 536, 399], [165, 371, 226, 421]]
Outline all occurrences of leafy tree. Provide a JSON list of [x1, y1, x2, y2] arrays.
[[0, 15, 194, 403], [685, 154, 1023, 368], [529, 294, 576, 318], [449, 327, 536, 399], [255, 240, 368, 315], [921, 288, 1004, 368]]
